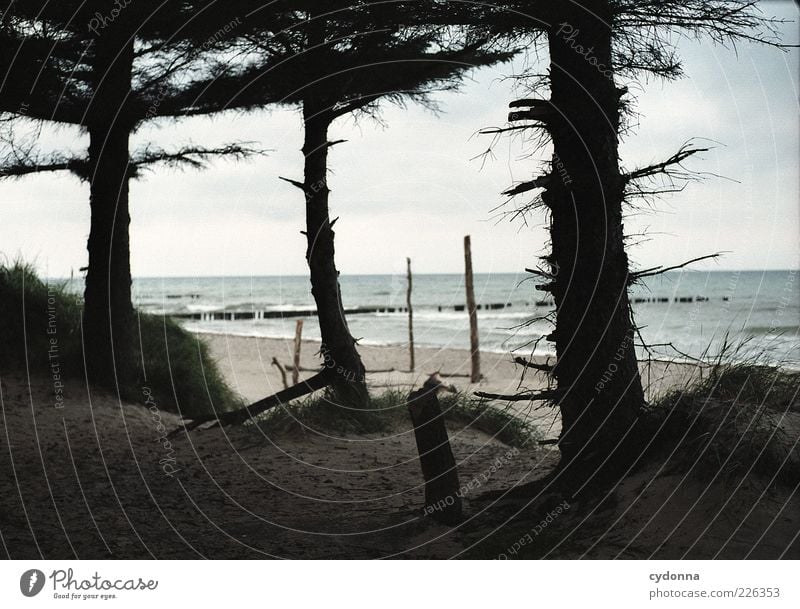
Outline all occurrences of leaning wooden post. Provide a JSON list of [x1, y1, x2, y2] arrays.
[[292, 319, 304, 385], [464, 235, 481, 382], [406, 257, 415, 372], [407, 374, 462, 525]]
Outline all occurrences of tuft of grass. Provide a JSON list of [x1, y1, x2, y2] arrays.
[[644, 357, 799, 486], [440, 392, 542, 448], [255, 388, 540, 448], [0, 261, 83, 373], [0, 260, 241, 417], [135, 314, 243, 417]]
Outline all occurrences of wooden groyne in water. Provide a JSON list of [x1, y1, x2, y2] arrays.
[[170, 303, 515, 321], [168, 296, 718, 321]]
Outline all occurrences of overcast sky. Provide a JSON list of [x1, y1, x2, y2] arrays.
[[2, 2, 798, 278]]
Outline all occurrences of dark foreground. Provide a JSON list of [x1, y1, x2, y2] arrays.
[[1, 373, 797, 559]]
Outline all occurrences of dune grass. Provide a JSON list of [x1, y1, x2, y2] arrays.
[[0, 261, 84, 374], [644, 357, 799, 486], [254, 388, 541, 448], [134, 312, 242, 416], [0, 261, 241, 416], [462, 359, 799, 559]]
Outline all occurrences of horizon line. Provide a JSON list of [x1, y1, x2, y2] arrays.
[[47, 268, 800, 280]]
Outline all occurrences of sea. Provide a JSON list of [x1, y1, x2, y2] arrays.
[[69, 270, 800, 367]]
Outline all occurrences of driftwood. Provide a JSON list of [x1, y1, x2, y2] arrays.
[[282, 363, 471, 378], [475, 389, 563, 402], [407, 374, 462, 525], [169, 370, 331, 437], [284, 363, 399, 374]]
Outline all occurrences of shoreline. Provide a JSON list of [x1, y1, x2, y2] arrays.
[[194, 331, 705, 412], [189, 326, 718, 367]]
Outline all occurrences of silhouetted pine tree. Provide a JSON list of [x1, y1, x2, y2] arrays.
[[477, 0, 784, 488], [179, 1, 512, 410], [0, 1, 265, 391]]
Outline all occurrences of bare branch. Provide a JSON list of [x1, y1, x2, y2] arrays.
[[623, 143, 709, 183], [513, 356, 554, 373], [279, 176, 308, 192], [503, 175, 551, 197], [631, 252, 723, 281]]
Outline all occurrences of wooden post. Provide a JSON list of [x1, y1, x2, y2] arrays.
[[464, 235, 481, 382], [406, 257, 415, 372], [292, 319, 303, 385], [407, 375, 462, 525]]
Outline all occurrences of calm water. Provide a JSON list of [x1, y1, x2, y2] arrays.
[[66, 270, 799, 366]]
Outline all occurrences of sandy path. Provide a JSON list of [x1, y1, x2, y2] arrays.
[[0, 372, 556, 559], [6, 334, 767, 560], [2, 348, 795, 559], [199, 332, 703, 442]]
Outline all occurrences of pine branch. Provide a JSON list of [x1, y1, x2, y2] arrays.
[[0, 158, 86, 180], [132, 142, 268, 172]]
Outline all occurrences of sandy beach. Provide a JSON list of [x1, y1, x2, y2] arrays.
[[1, 331, 796, 559], [200, 331, 705, 437]]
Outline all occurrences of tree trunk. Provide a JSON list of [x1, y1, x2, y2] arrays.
[[544, 1, 644, 481], [82, 31, 135, 389], [301, 100, 369, 408], [408, 381, 462, 525]]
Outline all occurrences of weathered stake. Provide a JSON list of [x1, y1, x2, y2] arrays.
[[292, 319, 303, 385], [407, 374, 462, 525], [406, 257, 415, 372], [464, 235, 481, 382]]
